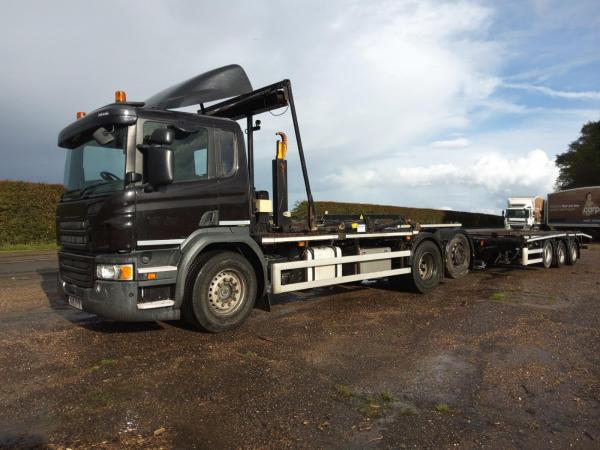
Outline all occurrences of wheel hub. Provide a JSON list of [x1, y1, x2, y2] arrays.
[[451, 243, 466, 265], [208, 270, 245, 316], [418, 253, 434, 280]]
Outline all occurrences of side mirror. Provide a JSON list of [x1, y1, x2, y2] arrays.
[[149, 128, 174, 146], [145, 147, 174, 186]]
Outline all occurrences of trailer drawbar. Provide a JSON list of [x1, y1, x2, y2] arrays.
[[56, 65, 592, 332]]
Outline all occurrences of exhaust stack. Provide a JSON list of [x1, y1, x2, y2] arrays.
[[272, 132, 290, 232]]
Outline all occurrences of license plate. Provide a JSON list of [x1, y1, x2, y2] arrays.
[[68, 296, 82, 310]]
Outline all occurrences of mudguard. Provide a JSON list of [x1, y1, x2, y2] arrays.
[[409, 231, 444, 264], [432, 228, 476, 270], [175, 227, 269, 310]]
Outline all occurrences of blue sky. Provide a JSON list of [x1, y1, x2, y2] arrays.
[[0, 0, 598, 214]]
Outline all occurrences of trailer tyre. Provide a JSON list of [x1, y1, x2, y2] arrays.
[[566, 239, 578, 265], [553, 240, 566, 268], [182, 251, 257, 333], [408, 240, 443, 293], [542, 241, 553, 268], [444, 233, 470, 279]]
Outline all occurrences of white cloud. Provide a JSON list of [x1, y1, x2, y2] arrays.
[[504, 83, 600, 100], [431, 137, 471, 148], [327, 149, 558, 194]]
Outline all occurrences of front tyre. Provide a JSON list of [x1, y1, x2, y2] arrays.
[[408, 240, 443, 293], [183, 251, 257, 333]]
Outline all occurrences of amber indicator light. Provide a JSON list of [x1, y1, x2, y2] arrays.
[[115, 90, 127, 103]]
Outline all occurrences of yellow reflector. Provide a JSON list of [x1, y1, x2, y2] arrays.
[[147, 272, 157, 280], [118, 265, 133, 280], [76, 111, 86, 119], [115, 90, 127, 103]]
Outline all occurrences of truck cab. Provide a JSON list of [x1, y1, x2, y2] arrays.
[[57, 101, 253, 321], [504, 196, 544, 230], [504, 206, 534, 229]]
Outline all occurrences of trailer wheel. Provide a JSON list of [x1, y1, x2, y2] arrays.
[[542, 240, 553, 268], [408, 240, 442, 293], [182, 251, 257, 333], [444, 233, 470, 279], [566, 239, 578, 265], [553, 240, 566, 268]]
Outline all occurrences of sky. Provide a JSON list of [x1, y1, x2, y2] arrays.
[[0, 0, 599, 214]]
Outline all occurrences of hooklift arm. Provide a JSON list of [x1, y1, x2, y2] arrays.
[[204, 80, 317, 231]]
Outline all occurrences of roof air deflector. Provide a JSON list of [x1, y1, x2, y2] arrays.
[[143, 64, 253, 110]]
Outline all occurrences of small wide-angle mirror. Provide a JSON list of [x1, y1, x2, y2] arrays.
[[149, 128, 174, 146]]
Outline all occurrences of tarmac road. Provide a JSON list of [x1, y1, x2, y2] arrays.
[[0, 246, 599, 449]]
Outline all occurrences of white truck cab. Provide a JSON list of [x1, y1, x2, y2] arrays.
[[504, 196, 544, 230]]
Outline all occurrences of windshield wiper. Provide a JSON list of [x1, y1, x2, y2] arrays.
[[80, 181, 113, 197], [63, 181, 111, 198]]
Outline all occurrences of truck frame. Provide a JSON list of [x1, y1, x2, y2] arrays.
[[56, 65, 591, 332]]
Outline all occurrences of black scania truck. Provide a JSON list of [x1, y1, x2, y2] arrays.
[[56, 65, 590, 332]]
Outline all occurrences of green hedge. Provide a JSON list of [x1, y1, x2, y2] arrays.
[[292, 200, 503, 228], [0, 180, 63, 246]]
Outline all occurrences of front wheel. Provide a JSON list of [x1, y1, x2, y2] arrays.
[[408, 240, 443, 293], [182, 251, 257, 332]]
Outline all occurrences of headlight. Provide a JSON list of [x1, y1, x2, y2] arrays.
[[96, 264, 134, 281]]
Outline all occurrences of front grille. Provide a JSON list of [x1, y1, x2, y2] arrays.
[[59, 252, 95, 288], [60, 234, 89, 246], [60, 220, 88, 230], [59, 220, 89, 249]]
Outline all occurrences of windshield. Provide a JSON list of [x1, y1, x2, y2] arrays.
[[63, 126, 128, 198], [506, 208, 529, 219]]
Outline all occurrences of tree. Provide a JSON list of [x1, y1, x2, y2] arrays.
[[555, 120, 600, 190]]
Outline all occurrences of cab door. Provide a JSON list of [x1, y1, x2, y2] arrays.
[[134, 119, 220, 244]]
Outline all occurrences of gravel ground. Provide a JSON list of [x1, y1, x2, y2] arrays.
[[0, 245, 599, 449]]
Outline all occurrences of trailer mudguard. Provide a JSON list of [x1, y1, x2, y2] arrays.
[[409, 232, 444, 264], [432, 228, 476, 269], [175, 227, 269, 310]]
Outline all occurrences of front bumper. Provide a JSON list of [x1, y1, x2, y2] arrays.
[[58, 276, 179, 322]]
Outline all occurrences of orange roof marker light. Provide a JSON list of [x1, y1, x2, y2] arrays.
[[76, 111, 86, 119], [115, 90, 127, 103]]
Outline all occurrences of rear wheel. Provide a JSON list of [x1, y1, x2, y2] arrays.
[[553, 240, 566, 268], [408, 241, 443, 293], [566, 239, 578, 265], [542, 240, 553, 268], [444, 233, 470, 279], [182, 251, 257, 332]]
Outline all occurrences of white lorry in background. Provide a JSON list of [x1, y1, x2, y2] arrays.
[[504, 196, 545, 230]]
